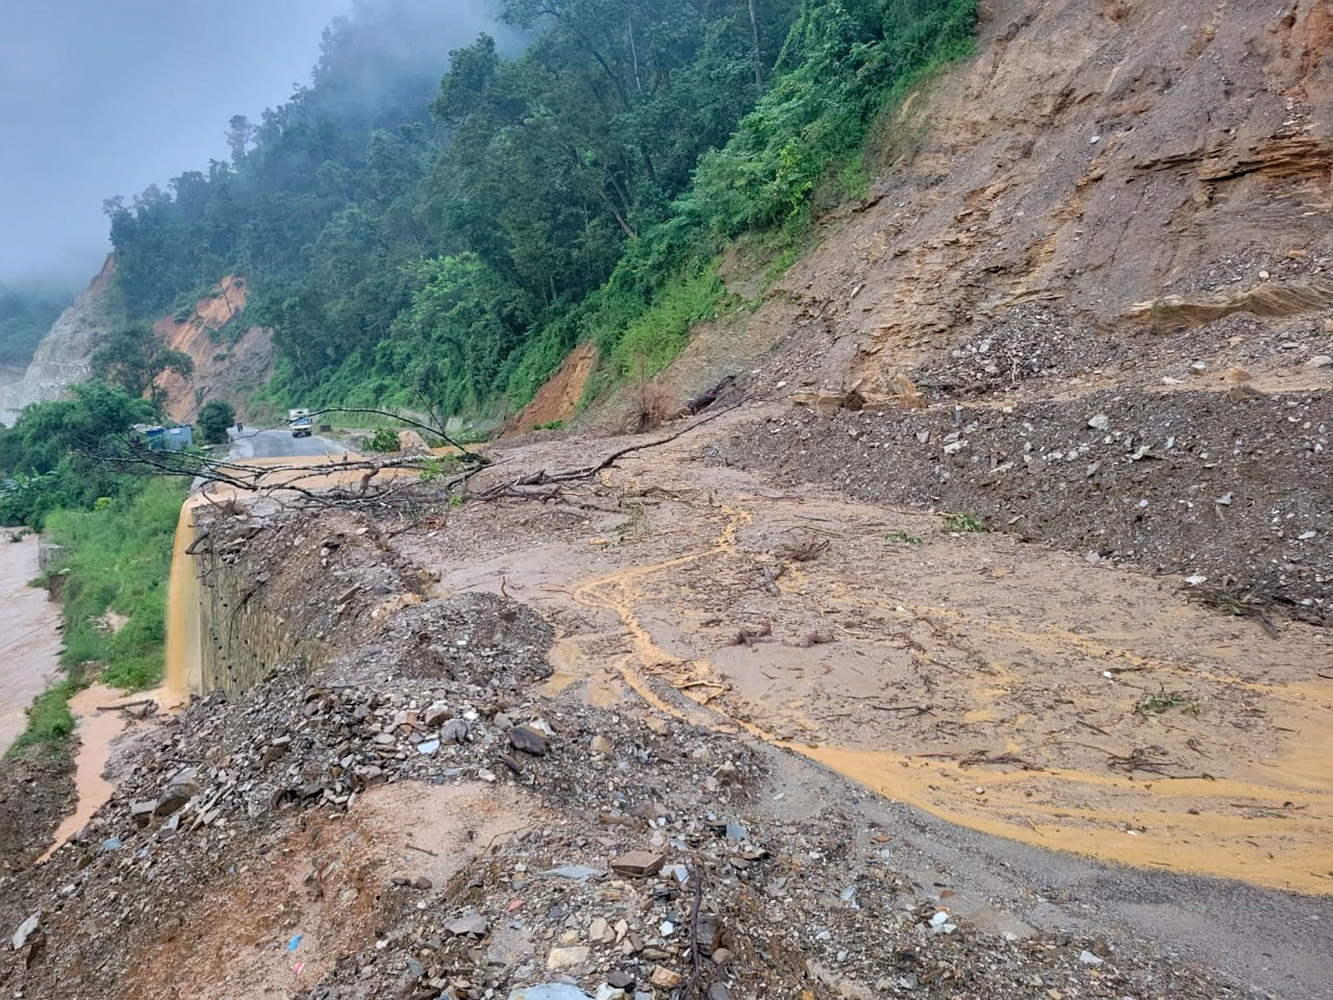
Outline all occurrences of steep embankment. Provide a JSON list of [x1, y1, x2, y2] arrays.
[[646, 0, 1333, 398], [152, 276, 273, 423], [623, 0, 1333, 613], [0, 256, 122, 412]]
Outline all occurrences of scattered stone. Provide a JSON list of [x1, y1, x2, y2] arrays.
[[547, 945, 591, 970], [423, 701, 451, 727], [606, 971, 635, 990], [590, 735, 614, 755], [708, 984, 732, 1000], [509, 986, 592, 1000], [1087, 414, 1110, 431], [1079, 950, 1105, 966], [262, 737, 291, 765], [414, 876, 433, 890], [589, 917, 615, 944], [543, 864, 603, 880], [493, 712, 515, 730], [509, 725, 548, 755], [441, 718, 469, 744], [12, 914, 39, 951], [1306, 355, 1333, 369], [446, 913, 490, 937], [130, 800, 157, 828], [650, 966, 683, 989], [1215, 493, 1233, 506], [712, 947, 733, 966], [610, 851, 665, 878], [416, 739, 440, 755]]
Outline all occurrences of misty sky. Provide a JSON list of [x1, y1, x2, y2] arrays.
[[0, 0, 358, 286]]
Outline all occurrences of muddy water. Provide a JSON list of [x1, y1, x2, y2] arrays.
[[421, 458, 1333, 894], [0, 535, 63, 754], [164, 501, 202, 698]]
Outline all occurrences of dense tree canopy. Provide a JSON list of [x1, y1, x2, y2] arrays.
[[103, 0, 976, 419]]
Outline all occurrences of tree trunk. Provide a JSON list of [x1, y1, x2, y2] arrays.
[[748, 0, 763, 92]]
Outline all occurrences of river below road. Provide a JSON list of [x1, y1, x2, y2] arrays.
[[0, 535, 63, 753]]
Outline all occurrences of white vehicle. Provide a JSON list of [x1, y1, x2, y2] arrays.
[[289, 408, 313, 438]]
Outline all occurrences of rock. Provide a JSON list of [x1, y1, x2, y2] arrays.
[[708, 985, 732, 1000], [414, 876, 433, 889], [694, 915, 722, 952], [154, 790, 190, 818], [441, 718, 469, 744], [423, 701, 451, 728], [547, 945, 591, 970], [509, 987, 592, 1000], [650, 966, 682, 989], [373, 733, 396, 746], [928, 911, 957, 935], [542, 864, 603, 880], [394, 709, 419, 729], [712, 947, 733, 966], [610, 851, 665, 878], [1087, 414, 1110, 432], [493, 712, 514, 730], [509, 725, 548, 755], [130, 800, 157, 828], [1079, 950, 1104, 966], [589, 917, 615, 944], [590, 735, 614, 755], [838, 980, 873, 1000], [12, 913, 39, 951], [1306, 354, 1333, 369], [416, 740, 440, 755], [724, 820, 747, 841], [446, 913, 490, 937], [1215, 492, 1233, 506], [606, 971, 635, 990], [595, 987, 627, 1000], [262, 738, 291, 765], [100, 836, 122, 853]]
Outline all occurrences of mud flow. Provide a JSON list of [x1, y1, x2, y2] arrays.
[[410, 434, 1333, 896]]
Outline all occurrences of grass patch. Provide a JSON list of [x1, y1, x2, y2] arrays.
[[941, 512, 989, 533], [885, 531, 923, 546], [44, 478, 185, 691], [1137, 687, 1201, 720], [6, 682, 75, 756], [609, 265, 724, 378]]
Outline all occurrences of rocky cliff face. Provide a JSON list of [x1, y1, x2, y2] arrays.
[[0, 255, 122, 412]]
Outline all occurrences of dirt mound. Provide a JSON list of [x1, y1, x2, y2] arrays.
[[152, 276, 274, 423]]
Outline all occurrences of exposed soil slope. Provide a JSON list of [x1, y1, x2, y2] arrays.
[[153, 276, 274, 423]]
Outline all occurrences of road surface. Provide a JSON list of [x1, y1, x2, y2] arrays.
[[227, 427, 348, 459]]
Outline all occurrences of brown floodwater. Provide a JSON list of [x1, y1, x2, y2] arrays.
[[0, 535, 63, 754]]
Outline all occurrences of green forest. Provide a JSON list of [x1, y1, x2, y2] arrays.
[[0, 285, 72, 368], [104, 0, 978, 420]]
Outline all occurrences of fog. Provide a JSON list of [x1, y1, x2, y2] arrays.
[[0, 0, 502, 287]]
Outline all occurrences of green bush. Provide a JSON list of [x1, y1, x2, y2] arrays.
[[366, 427, 400, 452]]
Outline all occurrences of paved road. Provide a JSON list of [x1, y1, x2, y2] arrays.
[[227, 427, 347, 459]]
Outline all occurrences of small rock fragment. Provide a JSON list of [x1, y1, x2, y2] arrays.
[[610, 851, 665, 878], [547, 945, 591, 970], [446, 913, 489, 937], [12, 914, 39, 951], [650, 966, 683, 988]]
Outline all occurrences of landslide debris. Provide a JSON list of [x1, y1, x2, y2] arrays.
[[0, 505, 1250, 1000]]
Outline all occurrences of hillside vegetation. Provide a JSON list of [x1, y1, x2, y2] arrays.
[[105, 0, 977, 419]]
